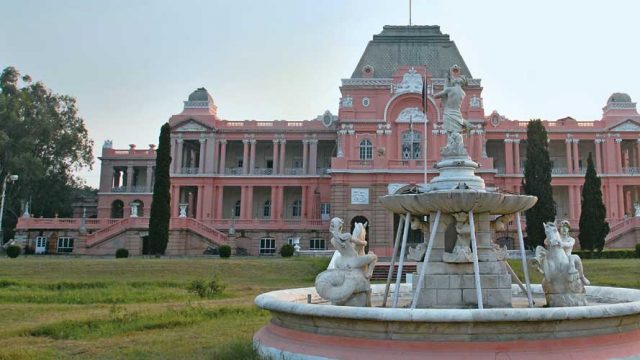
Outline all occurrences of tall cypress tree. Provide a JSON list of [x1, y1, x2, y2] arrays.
[[148, 123, 171, 255], [522, 119, 556, 248], [579, 152, 609, 253]]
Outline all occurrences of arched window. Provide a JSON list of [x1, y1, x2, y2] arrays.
[[263, 200, 271, 218], [233, 200, 241, 218], [401, 130, 422, 159], [359, 139, 372, 160], [291, 199, 301, 218], [111, 200, 124, 218]]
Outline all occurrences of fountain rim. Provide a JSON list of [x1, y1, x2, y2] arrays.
[[255, 284, 640, 323], [378, 190, 538, 215]]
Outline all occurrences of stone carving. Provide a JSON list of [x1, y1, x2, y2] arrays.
[[442, 212, 474, 263], [611, 120, 640, 132], [178, 204, 188, 218], [351, 188, 369, 205], [396, 107, 426, 123], [176, 121, 207, 132], [469, 95, 482, 108], [129, 202, 140, 218], [407, 216, 429, 261], [395, 67, 423, 94], [316, 218, 378, 307], [341, 95, 353, 108], [102, 140, 113, 149], [529, 221, 589, 307], [434, 65, 474, 157]]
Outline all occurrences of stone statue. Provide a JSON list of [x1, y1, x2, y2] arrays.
[[316, 218, 378, 307], [408, 216, 429, 261], [443, 212, 474, 263], [434, 65, 474, 157], [558, 220, 590, 286], [529, 221, 588, 307]]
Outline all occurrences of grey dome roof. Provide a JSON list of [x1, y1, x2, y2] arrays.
[[608, 93, 632, 103], [188, 87, 213, 102], [351, 25, 472, 79]]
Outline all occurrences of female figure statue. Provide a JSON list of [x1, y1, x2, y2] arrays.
[[434, 65, 474, 156]]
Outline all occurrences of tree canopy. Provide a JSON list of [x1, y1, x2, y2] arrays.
[[0, 66, 94, 240], [578, 152, 609, 252], [522, 119, 556, 248]]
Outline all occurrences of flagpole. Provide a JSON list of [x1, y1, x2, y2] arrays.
[[423, 72, 428, 186]]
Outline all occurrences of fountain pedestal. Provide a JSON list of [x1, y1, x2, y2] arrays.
[[413, 211, 512, 308]]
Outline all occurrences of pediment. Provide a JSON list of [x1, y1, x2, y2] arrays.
[[173, 119, 213, 132], [609, 119, 640, 132]]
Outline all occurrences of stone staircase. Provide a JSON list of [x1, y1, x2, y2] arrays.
[[371, 262, 417, 281]]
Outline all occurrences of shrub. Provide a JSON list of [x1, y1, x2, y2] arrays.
[[6, 245, 21, 258], [187, 277, 225, 298], [115, 248, 129, 258], [636, 244, 640, 258], [280, 244, 294, 257], [219, 245, 231, 258], [573, 249, 635, 259]]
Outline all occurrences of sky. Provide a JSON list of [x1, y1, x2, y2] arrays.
[[2, 0, 639, 187]]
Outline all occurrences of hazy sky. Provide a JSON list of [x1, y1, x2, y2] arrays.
[[2, 0, 639, 187]]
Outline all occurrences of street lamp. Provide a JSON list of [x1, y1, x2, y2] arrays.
[[0, 174, 19, 243]]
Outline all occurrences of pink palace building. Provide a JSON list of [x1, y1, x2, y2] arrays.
[[16, 26, 640, 256]]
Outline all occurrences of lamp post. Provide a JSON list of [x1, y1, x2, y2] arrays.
[[0, 174, 19, 243]]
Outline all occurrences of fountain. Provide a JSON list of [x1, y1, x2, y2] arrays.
[[253, 66, 640, 359]]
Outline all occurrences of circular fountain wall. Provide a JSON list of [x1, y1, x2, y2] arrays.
[[254, 284, 640, 359]]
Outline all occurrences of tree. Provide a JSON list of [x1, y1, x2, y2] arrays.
[[522, 119, 556, 248], [148, 123, 171, 254], [0, 67, 94, 241], [579, 152, 609, 253]]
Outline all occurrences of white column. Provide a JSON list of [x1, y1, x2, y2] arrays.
[[249, 139, 256, 174], [242, 139, 250, 175], [513, 139, 521, 174], [302, 139, 309, 174], [572, 139, 580, 173], [309, 139, 318, 175], [565, 138, 573, 174], [272, 139, 279, 175], [198, 138, 206, 173], [175, 138, 184, 173], [146, 165, 153, 192]]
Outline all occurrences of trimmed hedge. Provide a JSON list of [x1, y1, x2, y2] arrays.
[[6, 245, 21, 258], [280, 244, 294, 257], [115, 248, 129, 258], [573, 249, 636, 259], [219, 245, 231, 258], [636, 244, 640, 258]]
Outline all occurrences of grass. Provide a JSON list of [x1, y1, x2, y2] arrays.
[[0, 256, 328, 359], [0, 256, 638, 359]]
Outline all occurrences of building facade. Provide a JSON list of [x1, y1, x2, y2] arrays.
[[16, 26, 640, 255]]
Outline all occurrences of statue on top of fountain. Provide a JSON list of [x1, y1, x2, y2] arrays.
[[529, 221, 589, 307], [434, 65, 475, 157], [315, 218, 378, 307]]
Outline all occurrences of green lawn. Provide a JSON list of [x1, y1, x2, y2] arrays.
[[0, 256, 328, 360], [0, 256, 638, 359]]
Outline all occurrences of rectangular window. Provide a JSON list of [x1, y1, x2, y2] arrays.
[[259, 237, 276, 255], [266, 159, 273, 169], [320, 203, 330, 220], [309, 238, 326, 250], [57, 237, 74, 253]]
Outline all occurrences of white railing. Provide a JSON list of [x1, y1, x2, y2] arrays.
[[623, 167, 640, 175], [180, 167, 199, 174]]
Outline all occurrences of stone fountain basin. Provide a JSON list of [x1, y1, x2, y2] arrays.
[[379, 190, 537, 215], [254, 284, 640, 359]]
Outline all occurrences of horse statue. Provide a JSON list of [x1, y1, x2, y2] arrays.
[[529, 222, 588, 307], [316, 218, 378, 307]]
